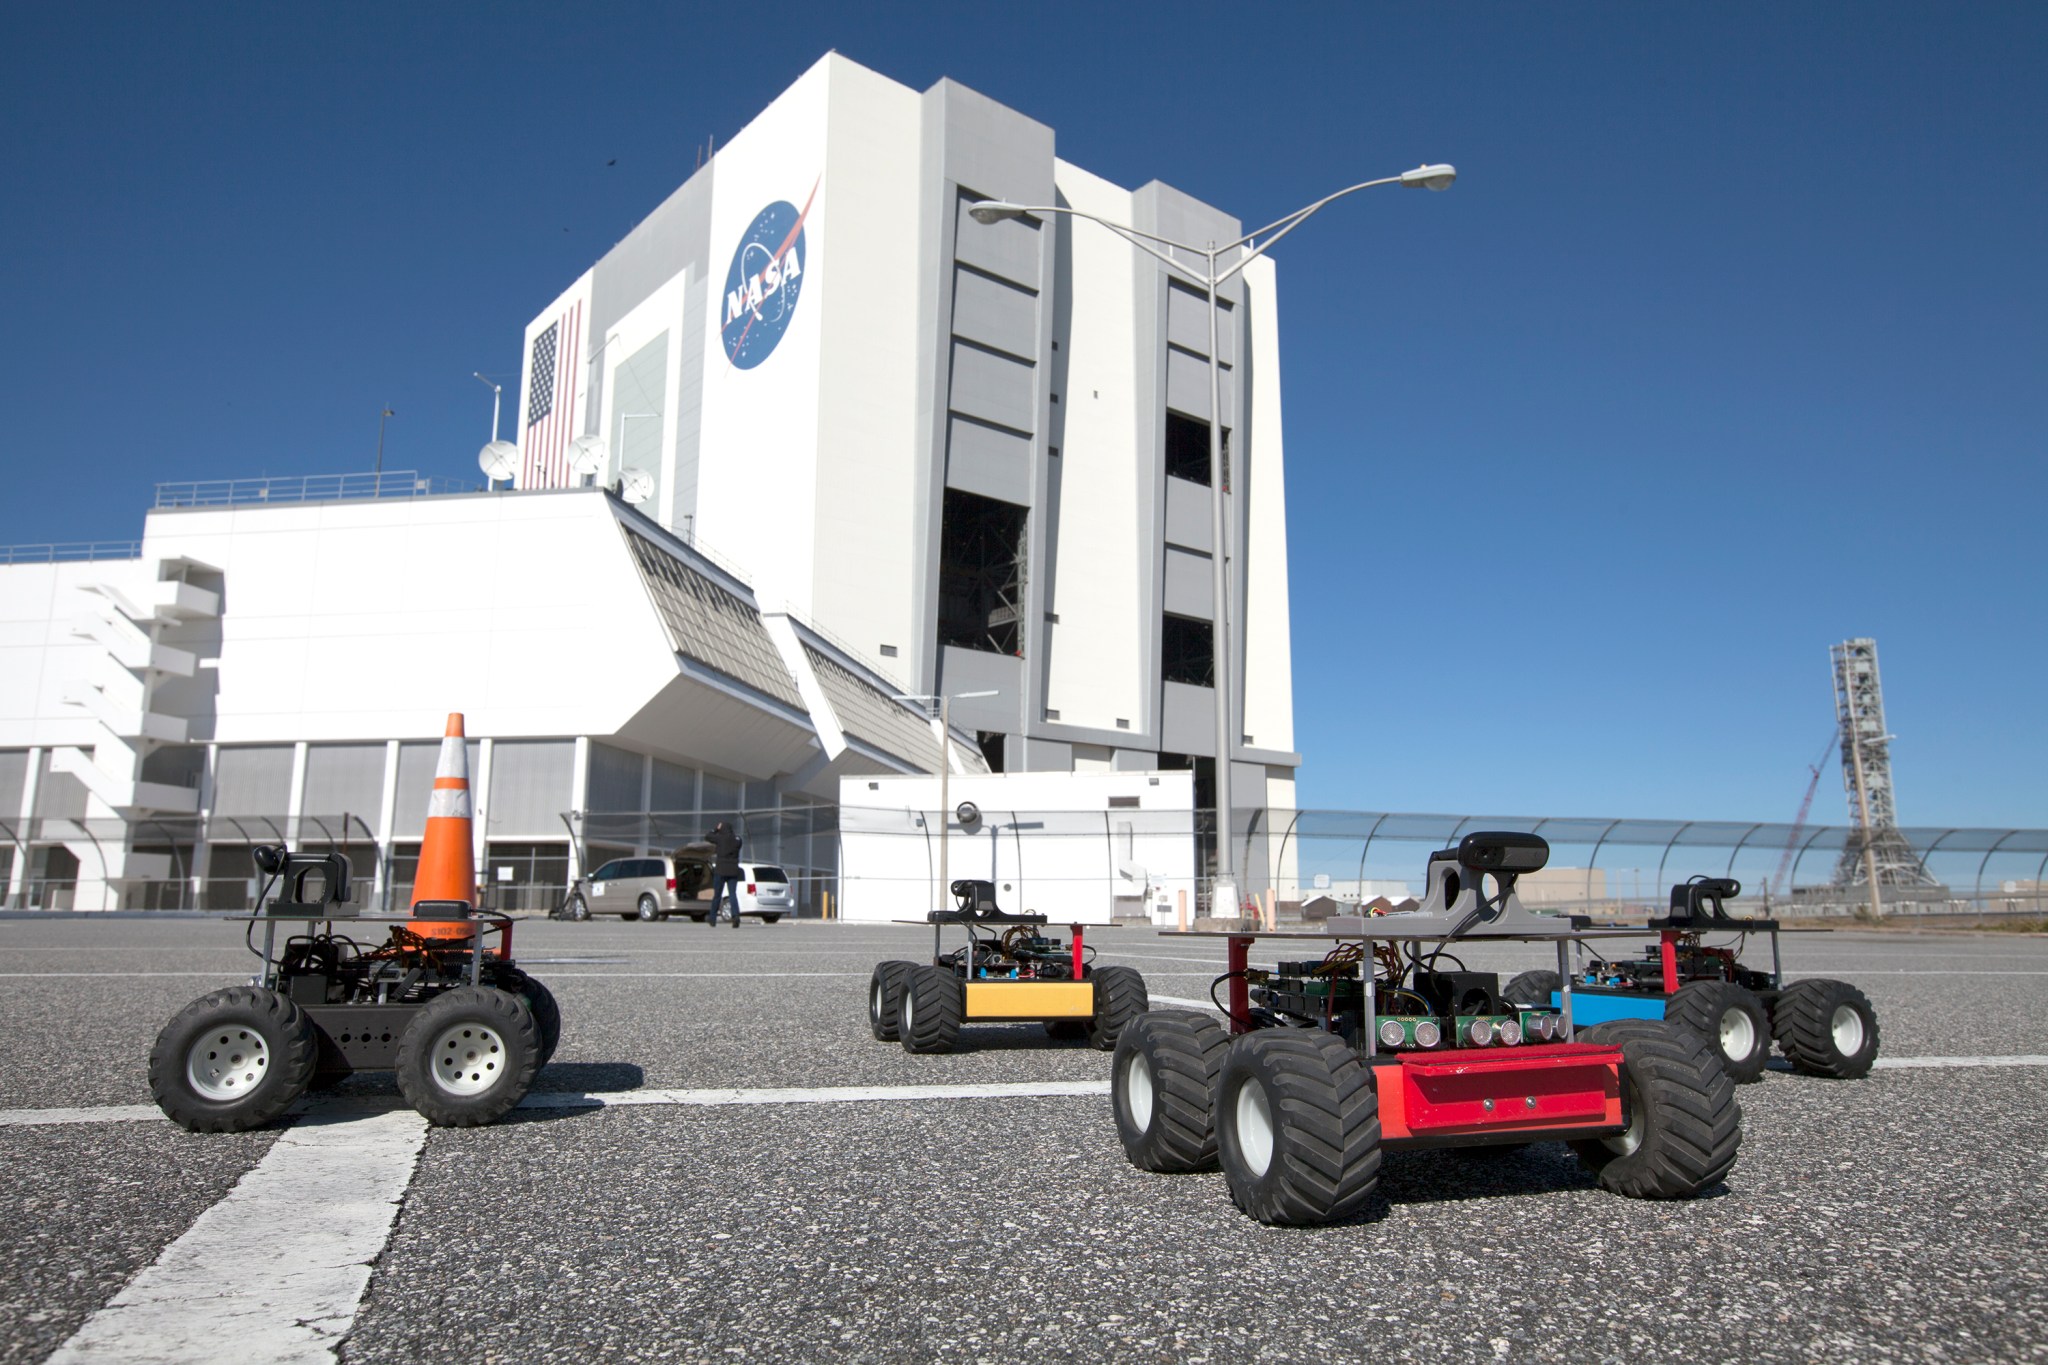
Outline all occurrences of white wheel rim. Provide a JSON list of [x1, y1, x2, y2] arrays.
[[186, 1026, 269, 1101], [1234, 1079, 1275, 1177], [429, 1021, 507, 1096], [901, 989, 916, 1034], [1122, 1052, 1155, 1133], [870, 979, 884, 1026], [1605, 1075, 1645, 1157], [1719, 1007, 1757, 1061], [1831, 1004, 1865, 1057]]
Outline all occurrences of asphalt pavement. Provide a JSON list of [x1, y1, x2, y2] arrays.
[[1, 916, 2043, 1363]]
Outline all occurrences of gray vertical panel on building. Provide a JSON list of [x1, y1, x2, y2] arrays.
[[592, 168, 714, 341], [651, 759, 696, 812], [139, 745, 204, 789], [1163, 476, 1213, 552], [950, 266, 1038, 358], [301, 745, 386, 818], [488, 740, 575, 835], [951, 194, 1042, 288], [948, 341, 1036, 434], [33, 753, 87, 820], [610, 332, 669, 508], [672, 273, 707, 535], [392, 740, 481, 838], [943, 415, 1033, 506], [1165, 283, 1235, 366], [1112, 748, 1159, 772], [211, 746, 295, 818], [1162, 546, 1216, 619], [586, 742, 643, 813], [1019, 737, 1073, 771], [1160, 680, 1217, 757], [1165, 347, 1234, 426], [0, 751, 27, 815], [700, 773, 740, 818], [938, 648, 1023, 733]]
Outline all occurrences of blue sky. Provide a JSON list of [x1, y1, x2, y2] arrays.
[[2, 3, 2041, 828]]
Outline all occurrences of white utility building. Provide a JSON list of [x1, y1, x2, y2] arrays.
[[0, 52, 1299, 913]]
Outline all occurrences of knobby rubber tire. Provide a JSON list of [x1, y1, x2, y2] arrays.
[[899, 965, 964, 1054], [1772, 978, 1880, 1079], [1569, 1020, 1741, 1199], [1216, 1030, 1382, 1226], [868, 961, 915, 1042], [1086, 965, 1150, 1051], [520, 976, 563, 1065], [1664, 980, 1772, 1083], [395, 986, 541, 1127], [1502, 969, 1562, 1008], [487, 964, 562, 1066], [149, 986, 318, 1133], [1113, 1010, 1230, 1172]]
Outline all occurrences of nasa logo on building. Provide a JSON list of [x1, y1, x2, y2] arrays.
[[720, 183, 817, 370]]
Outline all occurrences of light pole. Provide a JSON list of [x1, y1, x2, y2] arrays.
[[618, 412, 659, 488], [968, 163, 1455, 919], [472, 372, 503, 443], [895, 689, 997, 913], [374, 405, 396, 477]]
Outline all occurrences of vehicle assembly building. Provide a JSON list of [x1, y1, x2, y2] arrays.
[[0, 53, 1299, 913]]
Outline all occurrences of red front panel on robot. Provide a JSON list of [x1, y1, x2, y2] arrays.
[[1377, 1043, 1625, 1142]]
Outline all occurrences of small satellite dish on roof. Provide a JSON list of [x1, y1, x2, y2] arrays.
[[619, 467, 655, 504], [477, 441, 518, 482], [569, 435, 607, 481]]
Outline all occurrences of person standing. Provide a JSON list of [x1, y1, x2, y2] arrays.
[[706, 819, 744, 929]]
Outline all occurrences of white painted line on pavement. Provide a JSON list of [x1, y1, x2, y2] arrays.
[[520, 1080, 1111, 1111], [46, 1102, 427, 1365], [543, 971, 867, 978], [0, 972, 245, 978], [0, 970, 867, 981], [1873, 1054, 2048, 1069], [11, 1054, 2046, 1133], [1151, 994, 1224, 1013], [0, 1103, 166, 1128]]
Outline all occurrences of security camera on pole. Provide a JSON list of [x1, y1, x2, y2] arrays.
[[968, 164, 1456, 919]]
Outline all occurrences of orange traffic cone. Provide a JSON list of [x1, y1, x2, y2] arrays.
[[409, 713, 478, 939]]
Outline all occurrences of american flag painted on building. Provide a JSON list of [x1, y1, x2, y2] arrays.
[[520, 299, 583, 487]]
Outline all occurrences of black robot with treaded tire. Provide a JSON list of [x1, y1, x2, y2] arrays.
[[150, 846, 560, 1132]]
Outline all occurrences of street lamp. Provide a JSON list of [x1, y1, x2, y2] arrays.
[[967, 164, 1454, 919], [894, 689, 998, 913], [472, 372, 503, 443], [374, 405, 396, 478]]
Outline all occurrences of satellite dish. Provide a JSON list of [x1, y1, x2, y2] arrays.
[[619, 467, 655, 504], [569, 435, 607, 479], [955, 800, 980, 827], [477, 441, 518, 482]]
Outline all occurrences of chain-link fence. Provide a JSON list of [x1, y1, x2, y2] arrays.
[[5, 806, 2043, 920]]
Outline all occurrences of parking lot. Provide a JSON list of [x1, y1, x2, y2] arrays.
[[2, 916, 2044, 1364]]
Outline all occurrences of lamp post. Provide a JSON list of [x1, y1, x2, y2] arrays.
[[618, 412, 659, 488], [895, 689, 998, 913], [472, 372, 503, 443], [967, 164, 1455, 919], [374, 405, 396, 478]]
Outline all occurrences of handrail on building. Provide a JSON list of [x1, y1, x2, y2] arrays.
[[154, 469, 479, 509]]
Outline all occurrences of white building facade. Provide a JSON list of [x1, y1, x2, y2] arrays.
[[515, 53, 1298, 808], [0, 53, 1299, 913]]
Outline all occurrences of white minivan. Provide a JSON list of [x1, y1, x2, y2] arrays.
[[695, 862, 794, 923]]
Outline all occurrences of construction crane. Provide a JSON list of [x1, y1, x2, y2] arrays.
[[1771, 734, 1837, 900]]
